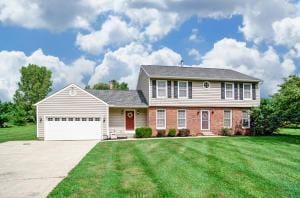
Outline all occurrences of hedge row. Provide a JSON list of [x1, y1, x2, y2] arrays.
[[135, 128, 190, 138]]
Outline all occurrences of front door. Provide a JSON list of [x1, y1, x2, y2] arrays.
[[125, 111, 135, 130], [201, 110, 210, 130]]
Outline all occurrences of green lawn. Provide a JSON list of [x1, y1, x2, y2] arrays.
[[50, 129, 300, 197], [0, 124, 36, 143]]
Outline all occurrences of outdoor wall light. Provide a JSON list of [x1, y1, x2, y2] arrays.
[[121, 110, 124, 115], [137, 110, 140, 115], [103, 118, 106, 123], [39, 117, 42, 123]]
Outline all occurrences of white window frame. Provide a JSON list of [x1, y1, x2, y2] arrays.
[[242, 111, 250, 128], [203, 81, 210, 89], [178, 81, 188, 98], [201, 110, 210, 130], [156, 80, 167, 98], [223, 110, 232, 128], [225, 82, 234, 99], [156, 109, 166, 129], [243, 83, 252, 100], [177, 109, 187, 129]]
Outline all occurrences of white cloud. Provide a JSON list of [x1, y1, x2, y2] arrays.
[[200, 38, 296, 96], [76, 16, 140, 54], [189, 28, 201, 42], [89, 42, 182, 88], [0, 49, 95, 101], [188, 48, 201, 61], [273, 17, 300, 47]]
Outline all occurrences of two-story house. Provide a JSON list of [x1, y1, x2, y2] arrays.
[[35, 65, 261, 140]]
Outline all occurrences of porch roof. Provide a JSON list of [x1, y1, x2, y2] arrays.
[[86, 89, 148, 107]]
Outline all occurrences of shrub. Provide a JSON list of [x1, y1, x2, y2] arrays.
[[221, 128, 233, 136], [177, 129, 190, 137], [168, 128, 176, 137], [135, 127, 152, 138], [156, 129, 166, 137]]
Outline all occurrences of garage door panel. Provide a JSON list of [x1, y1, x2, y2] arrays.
[[45, 118, 102, 140]]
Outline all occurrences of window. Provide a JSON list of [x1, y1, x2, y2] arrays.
[[68, 118, 73, 121], [157, 80, 167, 98], [178, 81, 188, 98], [75, 118, 80, 121], [61, 117, 67, 121], [203, 81, 210, 89], [82, 118, 87, 121], [177, 109, 186, 129], [48, 117, 53, 121], [223, 110, 232, 128], [95, 117, 100, 121], [244, 83, 252, 99], [225, 83, 234, 99], [242, 111, 250, 128], [88, 118, 93, 121], [156, 109, 166, 129]]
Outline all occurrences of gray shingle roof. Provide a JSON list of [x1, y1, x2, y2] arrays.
[[142, 65, 261, 82], [86, 89, 148, 107]]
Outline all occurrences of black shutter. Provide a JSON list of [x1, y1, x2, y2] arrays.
[[239, 83, 243, 100], [167, 81, 172, 98], [221, 82, 225, 99], [174, 81, 178, 98], [252, 83, 256, 100], [234, 83, 238, 100], [188, 81, 192, 99], [152, 80, 156, 98]]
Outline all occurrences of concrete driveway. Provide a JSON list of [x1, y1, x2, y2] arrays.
[[0, 140, 99, 198]]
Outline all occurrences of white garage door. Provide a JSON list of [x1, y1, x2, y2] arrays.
[[45, 117, 102, 140]]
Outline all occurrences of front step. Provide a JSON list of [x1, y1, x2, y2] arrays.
[[202, 131, 215, 136]]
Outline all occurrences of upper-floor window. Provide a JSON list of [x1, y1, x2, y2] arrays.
[[203, 81, 210, 89], [156, 109, 166, 129], [244, 83, 252, 100], [223, 110, 232, 128], [157, 80, 167, 98], [178, 81, 188, 98], [242, 111, 250, 128], [225, 83, 234, 99], [177, 109, 186, 129]]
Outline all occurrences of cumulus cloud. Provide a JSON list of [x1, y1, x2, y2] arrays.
[[273, 17, 300, 47], [188, 48, 201, 61], [199, 38, 296, 96], [76, 16, 140, 54], [89, 42, 182, 88], [0, 49, 95, 101]]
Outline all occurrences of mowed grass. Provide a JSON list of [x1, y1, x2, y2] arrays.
[[0, 124, 36, 143], [50, 129, 300, 197]]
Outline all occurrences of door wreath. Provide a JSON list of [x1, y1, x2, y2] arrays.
[[127, 112, 133, 118]]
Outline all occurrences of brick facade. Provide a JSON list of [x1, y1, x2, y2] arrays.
[[148, 107, 251, 136]]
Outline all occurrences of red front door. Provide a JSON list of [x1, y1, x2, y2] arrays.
[[125, 111, 135, 130]]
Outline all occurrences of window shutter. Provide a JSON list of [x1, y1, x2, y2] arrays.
[[188, 81, 192, 99], [252, 83, 256, 100], [221, 82, 225, 99], [239, 83, 243, 100], [174, 81, 178, 98], [234, 82, 238, 100], [152, 80, 156, 98], [167, 81, 172, 98]]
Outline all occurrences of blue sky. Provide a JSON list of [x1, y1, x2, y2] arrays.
[[0, 0, 299, 101]]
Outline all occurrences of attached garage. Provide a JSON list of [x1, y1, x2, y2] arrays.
[[35, 84, 109, 141]]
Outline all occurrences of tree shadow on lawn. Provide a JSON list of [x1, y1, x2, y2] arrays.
[[247, 134, 300, 145]]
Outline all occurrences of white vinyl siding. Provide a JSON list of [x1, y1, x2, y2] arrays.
[[156, 109, 166, 129], [157, 80, 167, 98], [177, 109, 186, 129], [149, 80, 260, 107], [223, 110, 232, 128], [136, 68, 150, 103], [242, 111, 250, 128], [178, 81, 188, 98], [243, 83, 252, 100], [225, 83, 234, 99], [37, 85, 108, 139]]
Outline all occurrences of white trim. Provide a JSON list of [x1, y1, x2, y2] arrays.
[[223, 109, 232, 128], [124, 109, 136, 132], [141, 65, 151, 77], [36, 105, 39, 138], [243, 83, 252, 100], [156, 80, 167, 98], [106, 106, 109, 138], [177, 109, 187, 129], [34, 83, 109, 106], [225, 82, 234, 99], [156, 109, 166, 129], [201, 110, 210, 130], [178, 81, 188, 98], [203, 81, 210, 89], [242, 110, 251, 128]]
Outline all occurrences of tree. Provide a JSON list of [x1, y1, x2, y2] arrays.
[[14, 64, 52, 122], [0, 101, 11, 127], [92, 82, 110, 90], [90, 80, 129, 90]]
